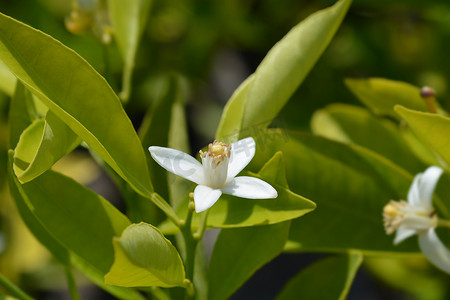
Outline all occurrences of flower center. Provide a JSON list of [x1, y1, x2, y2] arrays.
[[199, 141, 231, 188], [383, 200, 437, 235]]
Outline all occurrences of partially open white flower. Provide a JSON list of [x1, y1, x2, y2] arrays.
[[149, 137, 277, 213], [383, 166, 450, 274]]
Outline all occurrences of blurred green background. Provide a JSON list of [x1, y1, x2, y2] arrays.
[[0, 0, 449, 299]]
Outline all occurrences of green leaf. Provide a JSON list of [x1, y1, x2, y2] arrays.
[[345, 78, 428, 118], [10, 155, 132, 274], [395, 106, 450, 170], [7, 151, 71, 265], [13, 110, 81, 183], [248, 130, 423, 254], [159, 152, 316, 233], [108, 0, 152, 101], [216, 0, 351, 138], [0, 58, 16, 96], [140, 75, 185, 201], [105, 223, 185, 288], [0, 12, 153, 197], [209, 222, 290, 300], [276, 253, 363, 300], [7, 151, 144, 300], [9, 81, 37, 148], [365, 257, 449, 300], [311, 103, 426, 174], [167, 80, 192, 210], [71, 254, 146, 300]]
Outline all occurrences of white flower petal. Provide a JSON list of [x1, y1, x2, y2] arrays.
[[407, 174, 421, 207], [418, 228, 450, 274], [393, 226, 417, 245], [194, 185, 222, 213], [227, 137, 256, 181], [418, 166, 443, 208], [222, 176, 277, 199], [149, 146, 204, 184]]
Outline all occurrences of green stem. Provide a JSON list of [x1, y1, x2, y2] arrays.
[[180, 198, 198, 299], [151, 193, 184, 228], [0, 272, 34, 300], [193, 210, 209, 240], [64, 266, 81, 300], [438, 218, 450, 228]]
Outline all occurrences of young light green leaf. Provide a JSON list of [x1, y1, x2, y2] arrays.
[[9, 81, 37, 148], [158, 152, 315, 234], [216, 0, 351, 139], [395, 106, 450, 169], [248, 130, 426, 254], [240, 0, 351, 132], [276, 253, 363, 300], [0, 12, 153, 197], [209, 222, 290, 300], [13, 110, 81, 183], [345, 78, 428, 118], [105, 223, 185, 287], [108, 0, 152, 101], [71, 254, 145, 300], [311, 103, 426, 173]]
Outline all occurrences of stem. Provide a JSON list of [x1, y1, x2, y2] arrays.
[[438, 218, 450, 228], [0, 272, 34, 300], [420, 86, 437, 113], [64, 266, 81, 300], [151, 193, 184, 228], [193, 210, 209, 240], [180, 197, 198, 299]]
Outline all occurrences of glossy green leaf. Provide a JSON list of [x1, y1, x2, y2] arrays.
[[0, 12, 153, 197], [395, 106, 450, 170], [9, 81, 37, 148], [13, 110, 81, 183], [276, 253, 363, 300], [399, 124, 442, 167], [0, 58, 16, 96], [248, 130, 424, 254], [105, 223, 185, 287], [7, 151, 144, 300], [241, 0, 351, 132], [311, 103, 426, 173], [345, 78, 428, 118], [216, 0, 351, 138], [159, 152, 316, 233], [108, 0, 152, 101], [209, 222, 290, 300], [7, 151, 71, 265], [10, 157, 132, 275]]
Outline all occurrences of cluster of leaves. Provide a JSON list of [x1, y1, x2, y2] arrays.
[[0, 0, 449, 299]]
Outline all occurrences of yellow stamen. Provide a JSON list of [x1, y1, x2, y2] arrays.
[[211, 144, 225, 156], [383, 203, 398, 217]]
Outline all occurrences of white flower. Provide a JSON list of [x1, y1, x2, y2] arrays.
[[148, 137, 277, 213], [383, 166, 450, 274]]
